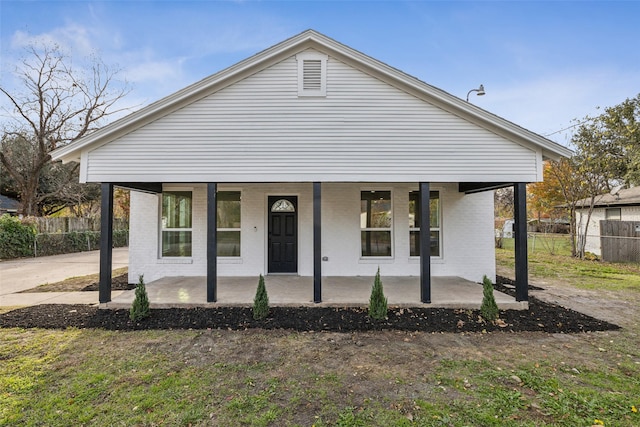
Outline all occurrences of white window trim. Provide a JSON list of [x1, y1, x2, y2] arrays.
[[296, 51, 328, 97], [159, 187, 194, 260], [409, 188, 443, 260], [359, 188, 394, 260]]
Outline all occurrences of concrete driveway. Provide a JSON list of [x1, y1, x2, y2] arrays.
[[0, 247, 128, 295]]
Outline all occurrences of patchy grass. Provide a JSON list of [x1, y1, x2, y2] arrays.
[[0, 328, 81, 425], [2, 249, 640, 426], [496, 247, 640, 292], [500, 234, 573, 256], [1, 325, 639, 426]]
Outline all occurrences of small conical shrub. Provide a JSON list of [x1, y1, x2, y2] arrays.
[[480, 275, 499, 322], [369, 267, 388, 320], [253, 274, 269, 320], [130, 274, 150, 321]]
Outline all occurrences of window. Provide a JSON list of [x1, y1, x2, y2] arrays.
[[605, 207, 621, 221], [217, 191, 241, 257], [361, 191, 392, 257], [296, 51, 327, 97], [161, 191, 192, 257], [271, 199, 295, 212], [409, 191, 440, 257]]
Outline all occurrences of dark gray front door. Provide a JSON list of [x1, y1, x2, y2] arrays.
[[268, 196, 297, 273]]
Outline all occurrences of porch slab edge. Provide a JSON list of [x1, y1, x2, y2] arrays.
[[100, 301, 529, 310]]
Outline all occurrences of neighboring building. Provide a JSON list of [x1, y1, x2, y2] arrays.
[[0, 194, 20, 216], [51, 30, 571, 304], [576, 186, 640, 260]]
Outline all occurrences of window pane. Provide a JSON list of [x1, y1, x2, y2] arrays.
[[217, 191, 241, 228], [361, 231, 391, 257], [409, 231, 440, 257], [605, 208, 621, 220], [430, 231, 440, 257], [162, 231, 192, 257], [409, 191, 439, 228], [217, 231, 241, 257], [361, 191, 391, 228], [430, 196, 440, 227], [162, 191, 192, 229], [409, 191, 418, 228]]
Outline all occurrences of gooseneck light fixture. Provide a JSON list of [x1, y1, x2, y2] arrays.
[[466, 84, 486, 102]]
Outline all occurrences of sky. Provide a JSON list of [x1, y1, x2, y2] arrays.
[[1, 0, 639, 147]]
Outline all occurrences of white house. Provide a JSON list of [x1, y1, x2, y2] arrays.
[[576, 186, 640, 259], [51, 30, 571, 305]]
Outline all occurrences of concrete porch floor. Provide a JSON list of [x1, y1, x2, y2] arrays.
[[103, 276, 527, 310]]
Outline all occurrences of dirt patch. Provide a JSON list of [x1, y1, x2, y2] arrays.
[[19, 269, 134, 293], [0, 277, 619, 333], [497, 266, 640, 329]]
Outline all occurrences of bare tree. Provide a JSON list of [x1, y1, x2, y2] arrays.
[[0, 43, 131, 216]]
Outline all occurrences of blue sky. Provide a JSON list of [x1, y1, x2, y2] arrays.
[[1, 1, 639, 146]]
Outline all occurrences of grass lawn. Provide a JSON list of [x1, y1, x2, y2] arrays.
[[2, 248, 640, 426], [498, 236, 640, 292]]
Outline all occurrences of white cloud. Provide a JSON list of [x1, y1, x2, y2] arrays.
[[11, 24, 94, 57]]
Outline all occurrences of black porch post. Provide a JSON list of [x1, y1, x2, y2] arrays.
[[514, 182, 529, 302], [313, 182, 322, 303], [207, 183, 217, 302], [99, 183, 114, 304], [419, 182, 431, 303]]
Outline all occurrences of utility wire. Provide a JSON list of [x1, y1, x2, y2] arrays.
[[543, 119, 592, 137]]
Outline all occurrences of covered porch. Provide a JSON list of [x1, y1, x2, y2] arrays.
[[101, 275, 527, 310]]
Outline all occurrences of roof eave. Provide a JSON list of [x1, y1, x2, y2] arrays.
[[51, 29, 573, 163]]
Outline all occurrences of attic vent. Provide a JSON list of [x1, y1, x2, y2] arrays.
[[296, 51, 327, 97], [303, 60, 322, 90]]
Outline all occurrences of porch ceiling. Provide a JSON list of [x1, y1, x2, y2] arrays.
[[103, 276, 527, 310]]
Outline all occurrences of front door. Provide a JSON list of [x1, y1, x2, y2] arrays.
[[268, 196, 298, 273]]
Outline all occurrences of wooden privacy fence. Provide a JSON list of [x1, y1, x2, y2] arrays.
[[600, 220, 640, 263], [31, 217, 128, 233]]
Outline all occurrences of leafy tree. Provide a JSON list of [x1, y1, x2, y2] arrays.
[[586, 94, 640, 185], [0, 43, 130, 216], [114, 188, 131, 222], [494, 187, 514, 220], [540, 94, 640, 258], [564, 95, 639, 257], [545, 158, 587, 257], [528, 162, 566, 226]]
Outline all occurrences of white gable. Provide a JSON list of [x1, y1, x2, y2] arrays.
[[82, 51, 541, 183]]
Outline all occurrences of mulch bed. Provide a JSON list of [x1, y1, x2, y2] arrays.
[[0, 276, 620, 333]]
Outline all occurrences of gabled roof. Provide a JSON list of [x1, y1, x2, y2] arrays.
[[576, 186, 640, 208], [51, 29, 572, 164], [0, 194, 20, 212]]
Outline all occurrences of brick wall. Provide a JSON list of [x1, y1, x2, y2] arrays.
[[129, 183, 495, 283]]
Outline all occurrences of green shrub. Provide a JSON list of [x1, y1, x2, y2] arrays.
[[253, 274, 269, 320], [480, 275, 499, 322], [34, 230, 128, 257], [0, 214, 36, 259], [130, 275, 150, 321], [368, 267, 388, 320]]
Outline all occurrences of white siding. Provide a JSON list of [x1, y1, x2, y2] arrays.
[[129, 183, 495, 284], [87, 52, 540, 183], [578, 206, 640, 256]]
